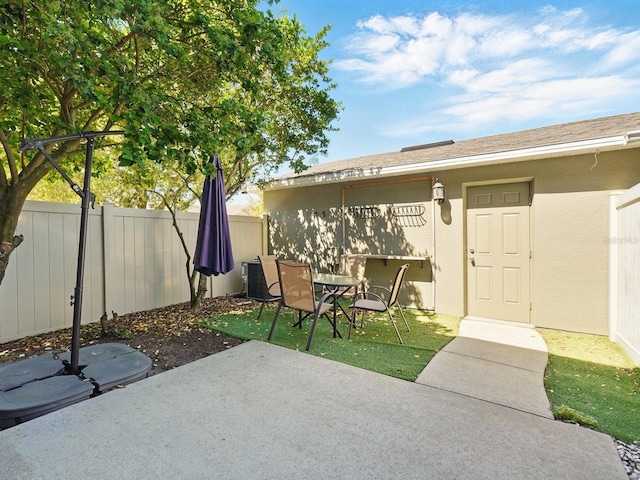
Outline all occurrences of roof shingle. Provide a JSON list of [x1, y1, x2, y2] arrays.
[[281, 111, 640, 181]]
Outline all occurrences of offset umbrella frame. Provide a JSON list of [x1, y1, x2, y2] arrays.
[[20, 131, 124, 375]]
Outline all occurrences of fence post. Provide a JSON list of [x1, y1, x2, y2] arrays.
[[262, 215, 268, 255], [102, 202, 114, 317]]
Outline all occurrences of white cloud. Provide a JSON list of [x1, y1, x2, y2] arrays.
[[335, 5, 640, 137], [477, 27, 532, 57], [601, 31, 640, 68], [459, 58, 561, 92], [336, 7, 635, 83], [386, 74, 640, 138]]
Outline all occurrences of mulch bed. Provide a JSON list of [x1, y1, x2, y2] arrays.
[[0, 297, 257, 376]]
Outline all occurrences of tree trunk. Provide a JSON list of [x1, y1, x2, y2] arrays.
[[0, 234, 24, 285], [190, 273, 208, 312], [0, 183, 35, 285], [0, 148, 58, 287]]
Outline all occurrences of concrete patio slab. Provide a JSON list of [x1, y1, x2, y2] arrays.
[[0, 340, 626, 480]]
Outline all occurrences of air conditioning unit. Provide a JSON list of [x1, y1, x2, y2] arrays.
[[243, 261, 268, 300]]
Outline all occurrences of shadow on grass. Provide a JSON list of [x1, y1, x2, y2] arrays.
[[199, 305, 460, 382]]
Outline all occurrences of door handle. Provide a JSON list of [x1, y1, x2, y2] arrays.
[[470, 257, 475, 266]]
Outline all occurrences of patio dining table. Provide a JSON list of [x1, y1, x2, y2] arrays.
[[313, 272, 361, 319]]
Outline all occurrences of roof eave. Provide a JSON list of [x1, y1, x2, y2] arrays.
[[267, 135, 632, 191]]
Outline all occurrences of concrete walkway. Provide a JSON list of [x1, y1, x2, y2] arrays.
[[0, 320, 628, 479], [416, 318, 553, 418]]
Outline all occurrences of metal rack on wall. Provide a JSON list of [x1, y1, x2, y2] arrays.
[[390, 204, 427, 227]]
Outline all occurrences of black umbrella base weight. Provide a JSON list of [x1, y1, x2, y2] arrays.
[[0, 343, 152, 429]]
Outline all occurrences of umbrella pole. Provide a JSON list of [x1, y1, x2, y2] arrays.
[[20, 131, 124, 376], [68, 138, 95, 375]]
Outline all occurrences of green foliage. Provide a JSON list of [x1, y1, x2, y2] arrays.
[[0, 0, 340, 281], [111, 326, 132, 340], [200, 306, 460, 381], [541, 329, 640, 443], [2, 0, 340, 175]]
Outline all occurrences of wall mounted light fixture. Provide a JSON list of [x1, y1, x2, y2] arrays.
[[432, 178, 445, 203]]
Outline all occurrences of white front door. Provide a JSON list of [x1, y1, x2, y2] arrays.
[[466, 183, 531, 323]]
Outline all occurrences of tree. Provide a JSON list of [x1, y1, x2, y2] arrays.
[[145, 163, 207, 311], [0, 0, 340, 285], [27, 148, 159, 208]]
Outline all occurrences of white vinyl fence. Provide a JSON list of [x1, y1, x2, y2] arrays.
[[0, 200, 266, 343], [611, 184, 640, 365]]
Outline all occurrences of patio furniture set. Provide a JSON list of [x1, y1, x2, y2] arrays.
[[256, 255, 411, 351]]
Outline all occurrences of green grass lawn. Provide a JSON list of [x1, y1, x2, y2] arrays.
[[200, 303, 459, 381], [201, 304, 639, 443], [540, 328, 639, 443]]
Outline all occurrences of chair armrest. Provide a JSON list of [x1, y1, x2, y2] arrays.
[[267, 281, 281, 297], [352, 290, 386, 303], [318, 290, 337, 305], [363, 285, 391, 302]]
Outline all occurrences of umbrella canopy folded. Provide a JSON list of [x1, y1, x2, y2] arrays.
[[194, 155, 235, 276]]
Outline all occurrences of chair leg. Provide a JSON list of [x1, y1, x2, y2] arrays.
[[306, 306, 340, 351], [292, 310, 311, 329], [267, 302, 283, 341], [305, 310, 321, 351], [387, 308, 403, 344], [257, 300, 266, 320], [397, 305, 410, 332], [349, 308, 367, 339], [348, 308, 356, 339]]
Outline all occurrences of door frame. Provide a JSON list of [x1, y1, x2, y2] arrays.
[[463, 177, 534, 322]]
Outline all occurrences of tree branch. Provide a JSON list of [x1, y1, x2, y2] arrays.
[[107, 31, 136, 57], [82, 106, 107, 131], [60, 82, 76, 126], [147, 189, 192, 269], [147, 187, 203, 307], [29, 60, 64, 100], [180, 172, 201, 200], [0, 129, 16, 186]]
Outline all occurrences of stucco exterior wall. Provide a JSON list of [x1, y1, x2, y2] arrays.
[[531, 190, 609, 333], [265, 149, 640, 335], [265, 178, 436, 308]]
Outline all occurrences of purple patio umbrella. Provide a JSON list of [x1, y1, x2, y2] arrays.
[[194, 155, 235, 276]]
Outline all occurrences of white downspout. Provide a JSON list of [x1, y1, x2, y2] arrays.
[[431, 194, 437, 311]]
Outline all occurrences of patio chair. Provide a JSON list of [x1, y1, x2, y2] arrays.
[[267, 260, 338, 351], [349, 263, 411, 344], [256, 255, 281, 320]]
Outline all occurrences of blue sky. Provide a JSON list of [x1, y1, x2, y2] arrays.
[[267, 0, 640, 163]]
